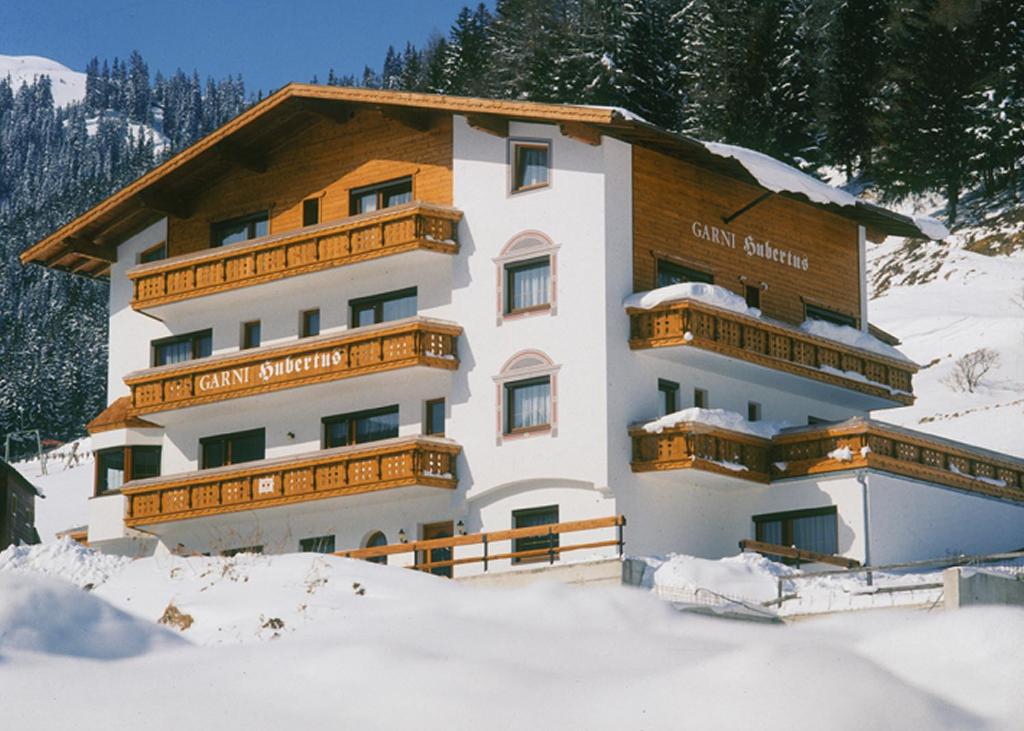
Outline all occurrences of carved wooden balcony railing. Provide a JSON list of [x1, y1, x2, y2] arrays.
[[631, 417, 1024, 504], [772, 420, 1024, 503], [627, 299, 917, 405], [125, 318, 460, 415], [122, 437, 460, 527], [630, 423, 772, 483], [128, 202, 461, 309]]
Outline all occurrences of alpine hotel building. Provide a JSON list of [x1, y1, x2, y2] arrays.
[[22, 87, 1024, 573]]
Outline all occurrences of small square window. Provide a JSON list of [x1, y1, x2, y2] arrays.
[[299, 535, 335, 553], [505, 257, 551, 313], [425, 398, 445, 436], [748, 402, 762, 422], [139, 242, 167, 263], [694, 388, 708, 409], [745, 285, 761, 309], [511, 142, 549, 193], [302, 198, 320, 227], [505, 377, 551, 434], [241, 321, 261, 350], [658, 379, 679, 416], [300, 309, 320, 338]]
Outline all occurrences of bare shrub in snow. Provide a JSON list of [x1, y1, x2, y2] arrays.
[[159, 602, 194, 631], [943, 348, 1000, 393]]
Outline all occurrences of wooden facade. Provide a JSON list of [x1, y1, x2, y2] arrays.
[[628, 299, 916, 405], [633, 146, 862, 326], [1, 461, 39, 549], [126, 319, 461, 415], [165, 110, 453, 258], [130, 203, 461, 309], [123, 437, 460, 527], [632, 419, 1024, 504]]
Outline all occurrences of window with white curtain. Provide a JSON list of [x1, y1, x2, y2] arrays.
[[505, 376, 551, 433], [511, 141, 550, 192], [505, 257, 551, 313]]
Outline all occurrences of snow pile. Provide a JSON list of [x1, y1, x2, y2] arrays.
[[800, 318, 915, 364], [623, 281, 751, 313], [0, 572, 183, 659], [0, 550, 1021, 728], [0, 536, 130, 588], [828, 446, 854, 462], [0, 54, 86, 107], [702, 141, 947, 240], [641, 407, 790, 439], [646, 552, 791, 604], [13, 437, 94, 541], [705, 141, 858, 208]]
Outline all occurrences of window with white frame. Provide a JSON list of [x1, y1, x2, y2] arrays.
[[494, 232, 559, 324], [493, 350, 560, 444]]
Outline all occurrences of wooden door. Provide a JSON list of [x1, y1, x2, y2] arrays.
[[420, 521, 453, 578]]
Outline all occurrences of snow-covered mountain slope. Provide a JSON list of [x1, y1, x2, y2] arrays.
[[867, 191, 1024, 458], [0, 54, 86, 107], [1, 544, 1020, 729], [13, 439, 94, 540]]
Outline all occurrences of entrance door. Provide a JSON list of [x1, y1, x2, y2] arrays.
[[420, 521, 454, 578]]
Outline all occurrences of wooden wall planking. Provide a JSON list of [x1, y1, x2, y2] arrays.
[[168, 110, 453, 257], [632, 146, 861, 325]]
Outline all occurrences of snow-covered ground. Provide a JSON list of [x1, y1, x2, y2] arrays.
[[1, 542, 1021, 729], [868, 236, 1024, 458], [0, 54, 86, 106], [13, 438, 94, 540]]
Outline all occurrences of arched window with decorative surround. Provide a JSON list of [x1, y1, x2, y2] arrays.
[[364, 530, 388, 565], [493, 350, 561, 445], [493, 231, 560, 325]]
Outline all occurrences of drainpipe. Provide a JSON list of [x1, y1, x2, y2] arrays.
[[857, 469, 872, 586]]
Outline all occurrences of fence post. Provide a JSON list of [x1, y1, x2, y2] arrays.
[[482, 533, 489, 572], [617, 517, 625, 557], [548, 526, 555, 565]]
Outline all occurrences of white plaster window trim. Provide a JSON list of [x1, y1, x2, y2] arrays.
[[492, 350, 561, 446]]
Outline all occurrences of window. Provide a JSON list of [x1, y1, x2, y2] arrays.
[[512, 505, 559, 563], [808, 416, 832, 426], [95, 445, 162, 496], [505, 257, 551, 313], [349, 176, 413, 215], [748, 402, 762, 422], [95, 448, 125, 494], [657, 260, 714, 288], [693, 388, 708, 409], [350, 287, 417, 327], [152, 329, 212, 367], [211, 211, 269, 247], [241, 321, 261, 350], [299, 535, 335, 553], [200, 428, 265, 469], [302, 198, 320, 227], [222, 545, 263, 557], [365, 530, 388, 565], [745, 285, 761, 309], [754, 507, 838, 557], [658, 379, 679, 416], [323, 406, 399, 448], [425, 398, 445, 436], [300, 309, 320, 338], [139, 242, 167, 263], [505, 377, 551, 434], [511, 141, 549, 192], [805, 303, 857, 328]]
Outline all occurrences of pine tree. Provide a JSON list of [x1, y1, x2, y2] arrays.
[[381, 46, 404, 89], [442, 4, 494, 96]]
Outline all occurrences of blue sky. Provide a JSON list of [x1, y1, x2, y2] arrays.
[[1, 0, 474, 93]]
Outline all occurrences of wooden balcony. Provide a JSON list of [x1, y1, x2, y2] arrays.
[[125, 318, 460, 416], [628, 299, 917, 405], [631, 417, 1024, 504], [772, 420, 1024, 503], [630, 423, 772, 483], [128, 202, 461, 310], [122, 437, 460, 527]]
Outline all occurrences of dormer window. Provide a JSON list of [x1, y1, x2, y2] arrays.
[[211, 211, 269, 247], [349, 177, 413, 215]]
